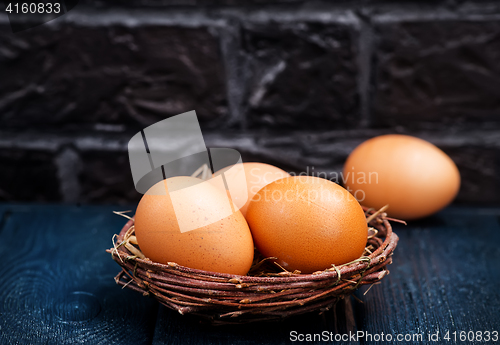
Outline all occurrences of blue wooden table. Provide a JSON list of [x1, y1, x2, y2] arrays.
[[0, 203, 499, 344]]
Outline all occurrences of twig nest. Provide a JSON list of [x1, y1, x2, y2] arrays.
[[107, 206, 398, 324]]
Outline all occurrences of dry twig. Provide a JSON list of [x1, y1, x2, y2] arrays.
[[107, 205, 399, 324]]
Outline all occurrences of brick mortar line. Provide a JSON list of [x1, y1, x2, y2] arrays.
[[218, 6, 359, 25], [373, 12, 500, 24], [1, 129, 500, 152], [55, 146, 82, 203], [0, 134, 126, 152], [1, 5, 355, 28], [354, 10, 373, 129], [216, 19, 245, 129], [0, 7, 227, 28], [2, 3, 500, 28], [369, 3, 500, 23]]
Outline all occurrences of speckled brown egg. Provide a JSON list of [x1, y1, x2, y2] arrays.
[[134, 176, 254, 276], [246, 176, 368, 274]]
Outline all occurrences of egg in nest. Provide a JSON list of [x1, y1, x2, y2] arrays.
[[246, 176, 368, 274], [134, 176, 254, 276]]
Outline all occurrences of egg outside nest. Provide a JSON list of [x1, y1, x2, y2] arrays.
[[106, 205, 399, 324]]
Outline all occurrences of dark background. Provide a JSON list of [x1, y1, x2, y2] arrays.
[[1, 0, 499, 205]]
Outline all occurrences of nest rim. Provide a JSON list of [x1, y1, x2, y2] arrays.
[[107, 207, 399, 324]]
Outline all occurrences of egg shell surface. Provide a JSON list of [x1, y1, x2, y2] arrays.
[[134, 176, 254, 276], [214, 162, 290, 217], [246, 176, 368, 274], [343, 134, 460, 220]]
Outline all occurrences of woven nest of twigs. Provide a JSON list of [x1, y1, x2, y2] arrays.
[[107, 204, 400, 324]]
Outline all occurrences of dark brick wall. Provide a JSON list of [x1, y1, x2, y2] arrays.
[[242, 20, 360, 129], [1, 2, 500, 205], [373, 19, 500, 129], [0, 21, 228, 130]]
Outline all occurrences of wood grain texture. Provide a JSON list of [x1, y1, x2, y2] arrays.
[[353, 208, 500, 345], [151, 207, 500, 344], [1, 204, 499, 345], [0, 204, 158, 345], [151, 301, 356, 345]]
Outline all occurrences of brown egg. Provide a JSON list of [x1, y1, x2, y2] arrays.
[[214, 162, 290, 217], [134, 176, 254, 275], [343, 134, 460, 220], [246, 176, 368, 274]]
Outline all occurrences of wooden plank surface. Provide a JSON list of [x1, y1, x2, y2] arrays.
[[0, 204, 499, 344], [353, 208, 500, 345], [151, 300, 359, 345], [0, 204, 158, 345], [151, 207, 500, 344]]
